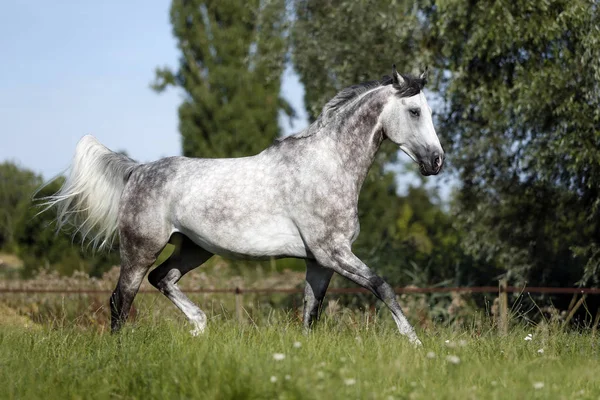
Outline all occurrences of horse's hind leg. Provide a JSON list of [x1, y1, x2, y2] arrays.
[[110, 225, 171, 333], [148, 233, 213, 335]]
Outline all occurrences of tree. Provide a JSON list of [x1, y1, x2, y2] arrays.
[[0, 162, 42, 252], [428, 0, 600, 286], [152, 0, 293, 159]]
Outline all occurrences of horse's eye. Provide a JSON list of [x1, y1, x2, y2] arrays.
[[409, 108, 420, 117]]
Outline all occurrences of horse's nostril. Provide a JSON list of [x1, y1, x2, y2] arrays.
[[434, 156, 442, 168]]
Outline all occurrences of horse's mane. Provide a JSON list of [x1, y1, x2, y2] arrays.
[[280, 73, 426, 141]]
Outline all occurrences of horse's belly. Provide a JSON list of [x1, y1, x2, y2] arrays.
[[175, 216, 308, 260]]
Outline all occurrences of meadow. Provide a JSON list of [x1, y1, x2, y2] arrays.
[[1, 290, 599, 400]]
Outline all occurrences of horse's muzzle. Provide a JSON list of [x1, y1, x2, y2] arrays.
[[419, 151, 444, 176]]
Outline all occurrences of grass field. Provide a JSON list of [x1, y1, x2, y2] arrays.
[[1, 311, 599, 400]]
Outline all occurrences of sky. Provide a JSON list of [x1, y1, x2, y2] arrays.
[[0, 1, 449, 199]]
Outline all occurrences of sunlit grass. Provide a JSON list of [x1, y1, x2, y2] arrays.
[[1, 314, 599, 400]]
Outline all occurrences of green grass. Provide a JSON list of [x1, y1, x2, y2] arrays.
[[1, 315, 599, 400]]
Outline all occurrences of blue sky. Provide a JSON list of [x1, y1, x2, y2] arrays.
[[0, 1, 308, 179]]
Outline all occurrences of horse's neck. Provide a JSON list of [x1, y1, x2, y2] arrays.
[[328, 91, 387, 191]]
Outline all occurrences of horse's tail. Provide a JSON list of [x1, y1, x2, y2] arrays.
[[40, 135, 139, 250]]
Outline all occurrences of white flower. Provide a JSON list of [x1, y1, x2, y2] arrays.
[[285, 375, 291, 381], [458, 339, 468, 347], [537, 348, 544, 354], [317, 371, 325, 379], [533, 382, 544, 390], [445, 340, 456, 348], [270, 376, 277, 383], [524, 333, 533, 341], [446, 355, 461, 365], [444, 339, 450, 343], [273, 353, 286, 361], [344, 378, 356, 386], [293, 341, 302, 348], [426, 351, 436, 359]]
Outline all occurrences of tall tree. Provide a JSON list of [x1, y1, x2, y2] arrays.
[[429, 0, 600, 285], [153, 0, 292, 158]]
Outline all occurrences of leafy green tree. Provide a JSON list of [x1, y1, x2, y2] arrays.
[[152, 0, 293, 158], [427, 0, 600, 286], [0, 162, 42, 252]]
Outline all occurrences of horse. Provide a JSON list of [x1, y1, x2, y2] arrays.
[[43, 66, 443, 345]]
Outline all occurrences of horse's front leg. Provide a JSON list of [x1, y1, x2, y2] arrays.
[[303, 259, 334, 330], [313, 245, 422, 346]]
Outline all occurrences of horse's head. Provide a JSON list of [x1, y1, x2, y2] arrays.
[[380, 66, 444, 176]]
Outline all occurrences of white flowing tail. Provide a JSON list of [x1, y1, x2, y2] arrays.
[[41, 135, 139, 250]]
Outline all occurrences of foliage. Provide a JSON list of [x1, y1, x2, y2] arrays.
[[427, 0, 600, 285], [152, 0, 293, 159], [0, 162, 42, 252]]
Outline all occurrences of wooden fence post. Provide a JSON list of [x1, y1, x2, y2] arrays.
[[592, 308, 600, 336], [563, 294, 587, 329], [235, 287, 244, 324], [498, 278, 508, 335]]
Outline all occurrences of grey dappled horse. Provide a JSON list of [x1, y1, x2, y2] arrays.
[[45, 66, 443, 345]]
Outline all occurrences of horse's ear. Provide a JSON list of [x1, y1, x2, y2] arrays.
[[392, 64, 405, 86], [419, 66, 429, 85]]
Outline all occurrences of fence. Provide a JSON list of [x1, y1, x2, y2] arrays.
[[2, 280, 600, 333]]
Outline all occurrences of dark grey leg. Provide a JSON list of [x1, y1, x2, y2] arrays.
[[110, 267, 150, 332], [148, 234, 213, 335], [303, 259, 334, 330], [110, 235, 161, 333], [315, 246, 421, 345]]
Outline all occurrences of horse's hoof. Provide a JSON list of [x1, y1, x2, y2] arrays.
[[413, 339, 423, 347], [190, 327, 205, 337]]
